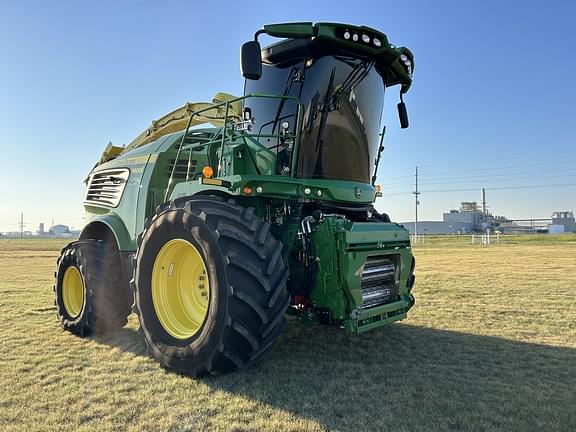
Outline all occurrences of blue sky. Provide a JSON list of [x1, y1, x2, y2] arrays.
[[1, 0, 575, 232]]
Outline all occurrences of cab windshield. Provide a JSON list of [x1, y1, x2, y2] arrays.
[[245, 52, 385, 183]]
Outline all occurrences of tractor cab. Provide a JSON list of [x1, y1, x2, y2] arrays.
[[242, 22, 413, 184]]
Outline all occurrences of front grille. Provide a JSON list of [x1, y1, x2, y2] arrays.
[[361, 256, 398, 308], [84, 168, 129, 208]]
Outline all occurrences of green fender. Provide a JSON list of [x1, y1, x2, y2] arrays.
[[80, 213, 135, 252]]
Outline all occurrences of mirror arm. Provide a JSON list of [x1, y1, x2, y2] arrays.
[[254, 29, 266, 41]]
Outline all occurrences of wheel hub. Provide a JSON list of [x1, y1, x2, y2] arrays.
[[151, 238, 210, 339], [62, 266, 85, 318]]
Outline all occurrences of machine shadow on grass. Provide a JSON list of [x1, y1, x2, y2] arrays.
[[93, 326, 148, 358], [95, 320, 576, 432], [209, 322, 576, 431]]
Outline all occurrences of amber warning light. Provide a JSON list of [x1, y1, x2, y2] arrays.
[[202, 166, 214, 178]]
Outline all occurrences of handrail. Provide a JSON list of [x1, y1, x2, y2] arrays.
[[164, 93, 304, 201]]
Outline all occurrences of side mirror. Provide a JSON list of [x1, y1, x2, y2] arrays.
[[241, 41, 262, 80], [397, 101, 409, 129]]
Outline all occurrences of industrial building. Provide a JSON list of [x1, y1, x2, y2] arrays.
[[402, 197, 575, 235], [402, 201, 504, 235], [551, 211, 576, 232]]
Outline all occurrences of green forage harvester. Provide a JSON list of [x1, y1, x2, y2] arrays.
[[54, 22, 417, 376]]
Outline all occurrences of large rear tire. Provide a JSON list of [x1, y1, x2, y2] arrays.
[[133, 196, 289, 376], [54, 240, 131, 335]]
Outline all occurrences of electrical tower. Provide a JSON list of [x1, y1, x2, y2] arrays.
[[413, 166, 420, 237], [19, 212, 25, 240]]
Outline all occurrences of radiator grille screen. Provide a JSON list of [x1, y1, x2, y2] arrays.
[[84, 168, 130, 208]]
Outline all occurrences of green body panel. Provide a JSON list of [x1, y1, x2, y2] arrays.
[[307, 217, 414, 334], [171, 175, 377, 204], [80, 22, 416, 335], [84, 136, 172, 250], [349, 299, 411, 334], [263, 22, 316, 38]]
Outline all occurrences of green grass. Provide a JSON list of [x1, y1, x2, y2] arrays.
[[0, 236, 575, 431]]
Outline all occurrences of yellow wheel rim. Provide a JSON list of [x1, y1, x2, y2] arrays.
[[151, 239, 210, 339], [62, 266, 85, 318]]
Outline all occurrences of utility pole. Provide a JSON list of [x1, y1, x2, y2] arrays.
[[413, 166, 420, 237], [19, 212, 24, 240]]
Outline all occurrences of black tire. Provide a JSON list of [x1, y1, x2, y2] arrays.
[[54, 240, 131, 336], [133, 196, 289, 376]]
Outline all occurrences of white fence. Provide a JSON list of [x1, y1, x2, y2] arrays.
[[471, 230, 500, 245], [410, 231, 502, 246]]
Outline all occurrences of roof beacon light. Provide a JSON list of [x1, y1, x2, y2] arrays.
[[362, 34, 370, 44], [343, 31, 351, 40], [352, 33, 359, 42], [373, 38, 382, 48]]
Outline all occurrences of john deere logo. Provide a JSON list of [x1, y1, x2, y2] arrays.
[[355, 187, 363, 198]]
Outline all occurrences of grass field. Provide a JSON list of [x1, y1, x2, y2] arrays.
[[0, 235, 575, 431]]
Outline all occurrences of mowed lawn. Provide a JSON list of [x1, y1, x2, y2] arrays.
[[0, 236, 575, 432]]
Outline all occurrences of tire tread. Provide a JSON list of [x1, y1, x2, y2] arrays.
[[134, 196, 289, 375]]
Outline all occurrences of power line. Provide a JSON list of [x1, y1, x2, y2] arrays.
[[383, 172, 576, 190], [381, 152, 576, 176], [382, 166, 576, 187], [385, 182, 576, 197], [380, 159, 576, 180]]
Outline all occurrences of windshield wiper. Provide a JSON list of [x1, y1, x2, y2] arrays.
[[267, 66, 304, 136], [312, 67, 337, 175], [326, 57, 374, 112], [310, 57, 375, 176]]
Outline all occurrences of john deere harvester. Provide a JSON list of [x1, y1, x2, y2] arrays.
[[54, 22, 416, 375]]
